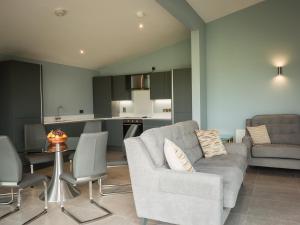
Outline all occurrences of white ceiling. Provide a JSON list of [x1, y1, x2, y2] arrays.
[[0, 0, 264, 70], [187, 0, 264, 22], [0, 0, 189, 69]]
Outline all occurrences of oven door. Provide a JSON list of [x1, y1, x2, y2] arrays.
[[123, 123, 143, 138]]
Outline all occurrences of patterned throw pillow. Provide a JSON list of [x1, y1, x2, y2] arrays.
[[247, 125, 271, 144], [195, 130, 227, 158], [164, 138, 194, 172]]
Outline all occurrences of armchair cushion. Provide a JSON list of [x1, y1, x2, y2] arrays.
[[193, 162, 243, 208], [252, 144, 300, 159]]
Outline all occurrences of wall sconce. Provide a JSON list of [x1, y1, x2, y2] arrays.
[[277, 66, 283, 76]]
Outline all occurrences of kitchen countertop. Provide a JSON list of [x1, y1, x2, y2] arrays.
[[43, 115, 172, 125]]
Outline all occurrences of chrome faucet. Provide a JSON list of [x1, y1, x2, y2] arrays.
[[55, 105, 63, 121]]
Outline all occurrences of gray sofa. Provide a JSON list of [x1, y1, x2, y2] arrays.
[[243, 114, 300, 170], [125, 120, 247, 225]]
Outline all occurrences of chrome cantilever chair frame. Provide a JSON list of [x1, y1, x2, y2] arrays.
[[59, 132, 112, 224], [60, 176, 112, 224], [0, 180, 48, 224], [100, 124, 139, 196], [0, 189, 17, 205]]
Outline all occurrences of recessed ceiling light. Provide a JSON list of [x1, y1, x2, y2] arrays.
[[79, 49, 85, 55], [54, 8, 67, 17], [138, 23, 144, 29], [136, 11, 145, 18]]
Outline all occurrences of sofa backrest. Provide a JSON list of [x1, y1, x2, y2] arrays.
[[248, 114, 300, 145], [140, 120, 203, 167]]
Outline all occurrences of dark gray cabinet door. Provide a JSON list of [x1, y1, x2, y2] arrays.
[[93, 76, 112, 118], [10, 62, 42, 118], [173, 68, 192, 123], [150, 71, 171, 99], [111, 75, 132, 101], [0, 60, 42, 152], [143, 119, 172, 131], [103, 120, 123, 148]]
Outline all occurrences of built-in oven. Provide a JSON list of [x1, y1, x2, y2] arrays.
[[123, 119, 143, 138]]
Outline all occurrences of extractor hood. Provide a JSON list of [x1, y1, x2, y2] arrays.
[[131, 74, 150, 90]]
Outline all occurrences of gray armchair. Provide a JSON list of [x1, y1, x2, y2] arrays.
[[0, 136, 48, 224], [24, 124, 54, 173], [60, 132, 112, 223]]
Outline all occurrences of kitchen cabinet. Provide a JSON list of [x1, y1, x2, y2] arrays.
[[143, 119, 172, 131], [173, 68, 192, 123], [0, 60, 42, 152], [150, 71, 171, 100], [103, 120, 123, 148], [93, 76, 112, 118], [111, 75, 132, 101]]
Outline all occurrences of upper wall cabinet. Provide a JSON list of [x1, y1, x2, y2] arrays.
[[93, 76, 112, 118], [150, 71, 171, 100], [111, 75, 132, 101]]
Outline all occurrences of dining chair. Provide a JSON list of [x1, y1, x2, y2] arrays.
[[101, 124, 139, 196], [0, 136, 48, 224], [24, 124, 54, 174], [60, 132, 112, 224], [68, 121, 102, 171]]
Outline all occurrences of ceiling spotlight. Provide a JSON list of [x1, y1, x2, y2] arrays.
[[139, 23, 144, 29], [79, 49, 85, 55], [136, 11, 145, 18], [54, 8, 67, 17]]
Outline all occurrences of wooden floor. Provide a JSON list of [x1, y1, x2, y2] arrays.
[[1, 155, 300, 225]]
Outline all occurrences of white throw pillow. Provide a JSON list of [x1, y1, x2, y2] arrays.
[[195, 129, 227, 158], [164, 138, 194, 172], [247, 125, 271, 144]]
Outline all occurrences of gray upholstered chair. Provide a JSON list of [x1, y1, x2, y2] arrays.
[[101, 124, 139, 196], [60, 132, 112, 223], [24, 124, 54, 174], [83, 121, 102, 133], [68, 121, 102, 171], [0, 136, 48, 224]]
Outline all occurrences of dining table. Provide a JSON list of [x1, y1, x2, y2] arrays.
[[39, 143, 80, 203]]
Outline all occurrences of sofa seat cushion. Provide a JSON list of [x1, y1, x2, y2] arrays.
[[252, 144, 300, 159], [194, 152, 247, 174], [193, 161, 243, 208], [140, 121, 203, 167]]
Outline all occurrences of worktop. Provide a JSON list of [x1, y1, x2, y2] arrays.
[[43, 114, 172, 125]]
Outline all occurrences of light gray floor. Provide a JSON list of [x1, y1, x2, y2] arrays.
[[1, 161, 300, 225]]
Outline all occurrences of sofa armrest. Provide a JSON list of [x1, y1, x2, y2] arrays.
[[242, 135, 253, 159], [224, 143, 247, 158], [156, 168, 223, 201]]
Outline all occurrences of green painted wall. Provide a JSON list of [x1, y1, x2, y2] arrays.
[[206, 0, 300, 135], [0, 55, 98, 116], [99, 39, 191, 75], [41, 62, 98, 116]]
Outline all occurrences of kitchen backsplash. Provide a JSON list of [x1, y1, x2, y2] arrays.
[[114, 90, 171, 118]]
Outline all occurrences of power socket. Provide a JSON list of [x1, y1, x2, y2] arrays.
[[79, 109, 84, 114]]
